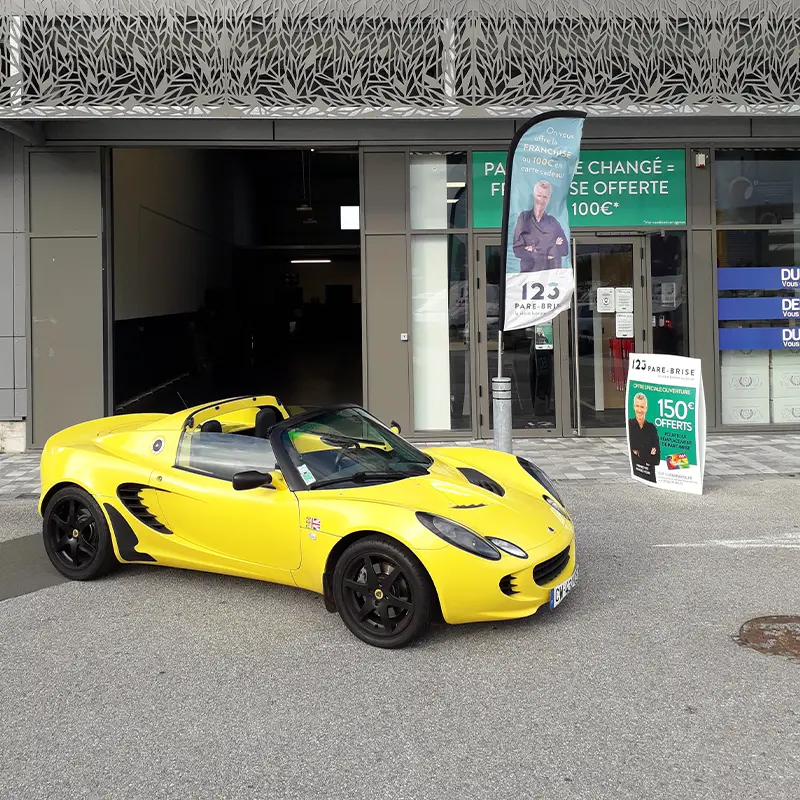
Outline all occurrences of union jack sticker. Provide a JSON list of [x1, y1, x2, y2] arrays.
[[306, 516, 321, 531]]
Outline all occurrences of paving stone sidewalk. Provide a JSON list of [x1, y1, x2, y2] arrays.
[[0, 452, 41, 500], [420, 433, 800, 484], [1, 433, 799, 501]]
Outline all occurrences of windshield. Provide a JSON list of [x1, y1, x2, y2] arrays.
[[278, 407, 432, 490]]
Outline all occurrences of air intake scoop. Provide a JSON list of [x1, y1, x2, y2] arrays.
[[456, 467, 505, 497]]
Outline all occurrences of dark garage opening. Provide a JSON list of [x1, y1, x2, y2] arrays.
[[110, 147, 362, 415]]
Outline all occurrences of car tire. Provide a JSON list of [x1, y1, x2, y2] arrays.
[[42, 486, 118, 581], [333, 534, 433, 649]]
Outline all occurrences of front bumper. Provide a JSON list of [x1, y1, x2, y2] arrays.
[[417, 525, 577, 625]]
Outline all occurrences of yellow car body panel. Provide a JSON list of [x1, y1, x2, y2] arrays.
[[38, 398, 577, 627]]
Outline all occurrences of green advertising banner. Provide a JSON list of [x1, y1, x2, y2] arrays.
[[472, 149, 687, 228], [472, 152, 509, 228]]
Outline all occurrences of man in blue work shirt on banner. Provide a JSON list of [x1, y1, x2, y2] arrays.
[[511, 179, 570, 273]]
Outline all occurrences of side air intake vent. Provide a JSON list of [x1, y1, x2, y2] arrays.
[[457, 467, 505, 497], [499, 575, 519, 596], [117, 483, 172, 535]]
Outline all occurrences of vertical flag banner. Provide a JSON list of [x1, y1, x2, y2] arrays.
[[500, 111, 587, 331]]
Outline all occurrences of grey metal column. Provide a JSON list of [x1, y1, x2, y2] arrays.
[[492, 375, 512, 453], [570, 237, 582, 436]]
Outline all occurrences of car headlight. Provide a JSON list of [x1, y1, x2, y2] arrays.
[[416, 512, 501, 561], [486, 537, 528, 559], [517, 456, 565, 507], [543, 494, 570, 521]]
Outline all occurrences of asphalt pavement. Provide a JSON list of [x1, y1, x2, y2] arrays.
[[1, 477, 798, 799]]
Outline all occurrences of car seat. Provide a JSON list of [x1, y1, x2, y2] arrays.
[[254, 407, 280, 438], [200, 419, 222, 433]]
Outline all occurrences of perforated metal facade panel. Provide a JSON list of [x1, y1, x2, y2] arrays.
[[0, 1, 799, 119]]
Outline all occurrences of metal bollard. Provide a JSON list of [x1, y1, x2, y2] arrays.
[[492, 376, 512, 453]]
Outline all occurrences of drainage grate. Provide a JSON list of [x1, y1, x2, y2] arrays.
[[734, 616, 800, 663]]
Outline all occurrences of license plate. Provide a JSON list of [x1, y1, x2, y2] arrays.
[[549, 564, 577, 609]]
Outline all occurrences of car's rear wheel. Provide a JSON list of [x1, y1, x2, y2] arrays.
[[43, 487, 118, 580], [333, 535, 432, 648]]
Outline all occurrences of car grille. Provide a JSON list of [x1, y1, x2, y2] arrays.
[[533, 545, 570, 586]]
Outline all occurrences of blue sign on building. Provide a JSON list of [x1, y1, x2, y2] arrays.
[[718, 297, 800, 320], [718, 327, 800, 350], [717, 267, 800, 291]]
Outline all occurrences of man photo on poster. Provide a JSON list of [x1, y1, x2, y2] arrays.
[[628, 392, 661, 483], [511, 180, 569, 273]]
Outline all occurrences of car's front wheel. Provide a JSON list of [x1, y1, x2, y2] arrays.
[[43, 487, 118, 580], [333, 535, 433, 648]]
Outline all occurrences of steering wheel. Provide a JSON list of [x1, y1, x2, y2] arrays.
[[333, 440, 360, 471]]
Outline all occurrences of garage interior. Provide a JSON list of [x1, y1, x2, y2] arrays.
[[110, 147, 362, 415]]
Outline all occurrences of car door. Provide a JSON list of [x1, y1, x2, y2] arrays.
[[150, 428, 302, 574]]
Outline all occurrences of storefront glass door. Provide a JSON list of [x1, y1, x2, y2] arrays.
[[570, 237, 648, 434], [475, 236, 569, 438], [475, 235, 648, 438]]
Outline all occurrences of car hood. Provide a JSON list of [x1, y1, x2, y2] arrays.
[[330, 459, 570, 553]]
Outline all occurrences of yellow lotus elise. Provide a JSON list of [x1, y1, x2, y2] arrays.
[[39, 396, 577, 648]]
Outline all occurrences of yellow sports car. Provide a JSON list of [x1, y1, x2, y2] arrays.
[[39, 396, 577, 648]]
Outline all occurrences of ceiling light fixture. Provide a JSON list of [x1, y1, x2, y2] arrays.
[[291, 259, 331, 264]]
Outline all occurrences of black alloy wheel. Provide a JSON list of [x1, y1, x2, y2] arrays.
[[42, 487, 118, 580], [333, 535, 432, 648]]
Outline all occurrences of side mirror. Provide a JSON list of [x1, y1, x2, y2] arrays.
[[390, 420, 402, 434], [232, 470, 275, 491]]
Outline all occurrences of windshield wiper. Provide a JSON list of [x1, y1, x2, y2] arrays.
[[309, 464, 428, 490], [319, 434, 362, 448], [320, 434, 388, 449]]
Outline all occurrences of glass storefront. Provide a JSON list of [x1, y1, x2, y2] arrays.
[[409, 153, 471, 432], [574, 241, 638, 430], [715, 149, 800, 426], [715, 149, 800, 226], [409, 148, 692, 436], [410, 233, 472, 431], [402, 144, 800, 436], [650, 231, 689, 358], [481, 241, 558, 432], [717, 230, 800, 425]]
